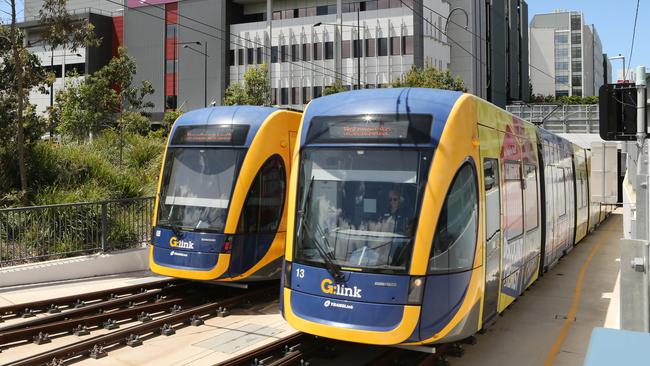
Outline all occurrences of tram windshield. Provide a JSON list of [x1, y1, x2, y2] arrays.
[[294, 148, 431, 273], [157, 148, 245, 232]]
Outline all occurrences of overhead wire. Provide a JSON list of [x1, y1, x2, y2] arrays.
[[106, 0, 357, 86]]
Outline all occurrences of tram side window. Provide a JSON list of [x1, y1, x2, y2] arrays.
[[504, 162, 523, 240], [428, 162, 478, 274], [524, 164, 538, 231], [484, 158, 500, 241], [237, 155, 286, 233], [557, 167, 567, 216]]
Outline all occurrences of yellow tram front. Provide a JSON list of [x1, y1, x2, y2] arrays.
[[150, 106, 300, 282], [282, 89, 486, 345]]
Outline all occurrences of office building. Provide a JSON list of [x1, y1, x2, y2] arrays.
[[529, 10, 605, 97]]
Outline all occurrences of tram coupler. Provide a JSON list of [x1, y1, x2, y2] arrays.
[[21, 308, 35, 318], [33, 332, 51, 345], [73, 325, 90, 336], [137, 312, 152, 322], [47, 357, 63, 366], [108, 293, 118, 300], [103, 319, 119, 330], [217, 306, 230, 317], [160, 323, 175, 336], [89, 344, 107, 359], [126, 334, 143, 347], [189, 314, 204, 326], [47, 304, 61, 314]]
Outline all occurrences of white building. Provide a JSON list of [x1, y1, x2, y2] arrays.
[[529, 10, 605, 97]]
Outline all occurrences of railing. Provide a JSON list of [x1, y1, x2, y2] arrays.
[[0, 197, 155, 267], [507, 104, 600, 134]]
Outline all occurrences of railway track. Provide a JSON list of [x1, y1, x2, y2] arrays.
[[1, 281, 278, 366]]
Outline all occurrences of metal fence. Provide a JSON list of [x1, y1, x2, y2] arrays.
[[506, 104, 600, 133], [0, 197, 155, 267]]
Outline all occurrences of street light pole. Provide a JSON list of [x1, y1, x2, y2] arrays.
[[609, 54, 626, 82], [314, 19, 363, 90]]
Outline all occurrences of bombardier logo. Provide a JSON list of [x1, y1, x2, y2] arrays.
[[169, 236, 194, 249], [320, 278, 362, 299]]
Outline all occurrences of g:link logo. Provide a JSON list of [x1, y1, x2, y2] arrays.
[[169, 236, 195, 249], [320, 278, 362, 299]]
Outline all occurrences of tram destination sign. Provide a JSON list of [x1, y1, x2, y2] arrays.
[[171, 125, 250, 146], [306, 114, 432, 144]]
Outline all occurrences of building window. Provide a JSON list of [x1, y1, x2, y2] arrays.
[[302, 43, 311, 61], [291, 44, 299, 62], [228, 50, 235, 66], [291, 87, 299, 104], [571, 46, 581, 59], [377, 38, 388, 56], [364, 0, 378, 11], [402, 36, 413, 55], [571, 14, 581, 31], [341, 40, 351, 58], [324, 41, 334, 59], [378, 0, 390, 9], [256, 47, 263, 64], [313, 86, 323, 98], [555, 62, 569, 71], [165, 95, 177, 110], [571, 32, 581, 44], [271, 46, 278, 63], [554, 33, 568, 43], [238, 49, 244, 65], [280, 45, 288, 62], [165, 60, 177, 73], [572, 60, 582, 72], [390, 36, 400, 55], [555, 90, 569, 97], [316, 5, 329, 15], [283, 9, 295, 19], [556, 75, 569, 84], [272, 11, 282, 20], [572, 76, 582, 86], [66, 63, 85, 75], [572, 88, 582, 96], [353, 39, 361, 58], [365, 38, 375, 57], [44, 64, 63, 78], [166, 24, 177, 39], [302, 86, 310, 104], [281, 88, 289, 104], [272, 88, 277, 104], [313, 43, 322, 60], [247, 48, 254, 64]]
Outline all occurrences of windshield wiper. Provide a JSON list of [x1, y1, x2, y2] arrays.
[[297, 177, 345, 282]]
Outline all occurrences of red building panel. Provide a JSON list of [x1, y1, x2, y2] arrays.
[[165, 73, 177, 95], [112, 16, 124, 57], [165, 38, 177, 60], [166, 2, 178, 24]]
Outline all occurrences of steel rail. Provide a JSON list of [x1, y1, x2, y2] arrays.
[[0, 297, 184, 346], [5, 285, 277, 366], [0, 279, 178, 318]]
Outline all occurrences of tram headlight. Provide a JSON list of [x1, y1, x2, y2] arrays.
[[407, 276, 425, 305], [283, 261, 292, 288]]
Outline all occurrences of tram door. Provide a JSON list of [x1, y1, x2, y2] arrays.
[[483, 158, 501, 324]]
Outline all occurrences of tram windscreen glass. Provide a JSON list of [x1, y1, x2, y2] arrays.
[[157, 148, 245, 232], [171, 125, 249, 145], [294, 148, 432, 273], [305, 114, 432, 144]]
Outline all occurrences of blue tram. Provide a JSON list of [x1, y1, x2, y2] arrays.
[[281, 88, 609, 345], [150, 106, 301, 282]]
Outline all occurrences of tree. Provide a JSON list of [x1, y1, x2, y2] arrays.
[[0, 0, 97, 195], [54, 48, 154, 140], [323, 79, 349, 96], [223, 64, 270, 105], [392, 61, 466, 91]]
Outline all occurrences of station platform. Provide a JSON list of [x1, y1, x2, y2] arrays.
[[455, 211, 622, 366]]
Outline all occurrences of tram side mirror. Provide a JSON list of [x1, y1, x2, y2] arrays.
[[599, 83, 643, 141]]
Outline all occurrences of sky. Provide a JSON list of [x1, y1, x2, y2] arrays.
[[527, 0, 645, 81], [1, 0, 646, 81]]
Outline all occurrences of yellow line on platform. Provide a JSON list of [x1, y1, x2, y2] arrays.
[[544, 223, 615, 366]]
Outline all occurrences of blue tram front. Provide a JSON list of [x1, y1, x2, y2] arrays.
[[150, 106, 301, 282], [282, 88, 487, 345]]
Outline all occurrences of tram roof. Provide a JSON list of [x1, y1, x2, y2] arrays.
[[301, 88, 463, 146], [171, 106, 279, 146]]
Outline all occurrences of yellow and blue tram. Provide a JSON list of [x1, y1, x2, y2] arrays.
[[150, 106, 301, 282], [281, 88, 608, 345]]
